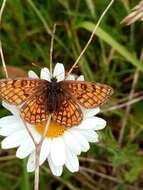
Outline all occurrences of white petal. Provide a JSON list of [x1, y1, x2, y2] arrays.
[[2, 102, 19, 116], [92, 117, 106, 130], [26, 126, 41, 144], [80, 130, 99, 142], [50, 137, 65, 166], [75, 117, 106, 130], [77, 75, 84, 81], [16, 138, 35, 159], [48, 155, 63, 176], [65, 149, 79, 172], [0, 116, 25, 136], [83, 107, 100, 118], [69, 130, 90, 152], [40, 67, 51, 81], [66, 74, 75, 80], [39, 139, 51, 165], [28, 70, 39, 78], [63, 131, 81, 155], [0, 124, 23, 136], [1, 129, 29, 149], [53, 63, 65, 81], [0, 116, 21, 127], [27, 152, 35, 172]]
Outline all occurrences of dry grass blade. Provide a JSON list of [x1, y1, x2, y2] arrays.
[[0, 0, 8, 78], [121, 0, 143, 25]]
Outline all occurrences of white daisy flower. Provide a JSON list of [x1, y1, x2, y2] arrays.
[[0, 63, 106, 176]]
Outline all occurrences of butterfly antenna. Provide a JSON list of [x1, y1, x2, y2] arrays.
[[50, 23, 57, 76], [66, 0, 114, 77], [0, 0, 8, 78], [32, 62, 43, 69]]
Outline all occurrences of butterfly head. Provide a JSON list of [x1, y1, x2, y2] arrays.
[[51, 77, 57, 82]]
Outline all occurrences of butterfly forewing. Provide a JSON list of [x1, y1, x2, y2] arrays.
[[60, 80, 113, 108], [0, 78, 48, 105], [0, 78, 50, 124]]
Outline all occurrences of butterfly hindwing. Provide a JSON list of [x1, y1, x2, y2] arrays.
[[21, 94, 49, 124], [60, 80, 113, 108], [53, 92, 83, 127]]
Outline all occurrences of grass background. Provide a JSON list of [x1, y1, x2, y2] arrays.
[[0, 0, 143, 189]]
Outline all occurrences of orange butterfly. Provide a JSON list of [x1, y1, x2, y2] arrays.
[[0, 77, 113, 127]]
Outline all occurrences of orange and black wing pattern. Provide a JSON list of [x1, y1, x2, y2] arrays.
[[0, 78, 48, 105], [60, 80, 113, 109], [0, 78, 49, 124], [53, 93, 83, 127], [21, 94, 49, 124]]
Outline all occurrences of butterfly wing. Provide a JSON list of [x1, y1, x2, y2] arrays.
[[0, 78, 49, 124], [21, 94, 49, 124], [60, 80, 113, 108], [53, 92, 83, 127], [0, 78, 48, 105]]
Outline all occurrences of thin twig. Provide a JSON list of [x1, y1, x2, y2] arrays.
[[50, 24, 56, 74], [21, 112, 52, 190], [101, 95, 143, 113], [34, 115, 51, 190], [80, 167, 143, 190], [21, 115, 37, 146], [66, 0, 114, 76], [79, 156, 113, 166], [118, 49, 143, 147], [0, 0, 8, 78], [0, 0, 6, 21]]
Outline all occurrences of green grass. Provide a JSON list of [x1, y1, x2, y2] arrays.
[[0, 0, 143, 189]]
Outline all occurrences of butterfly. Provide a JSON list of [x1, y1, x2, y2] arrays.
[[0, 77, 113, 127]]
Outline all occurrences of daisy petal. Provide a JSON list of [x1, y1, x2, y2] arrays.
[[0, 123, 23, 136], [16, 138, 35, 159], [48, 155, 63, 176], [0, 116, 21, 127], [39, 139, 51, 165], [1, 130, 28, 149], [77, 75, 84, 81], [50, 137, 65, 166], [27, 152, 35, 172], [75, 117, 106, 130], [66, 74, 75, 80], [65, 149, 79, 172], [40, 68, 51, 81], [28, 70, 39, 78], [80, 130, 99, 142], [83, 107, 100, 118], [63, 131, 81, 155], [2, 102, 19, 116], [53, 63, 65, 81], [69, 130, 90, 152], [92, 117, 106, 130]]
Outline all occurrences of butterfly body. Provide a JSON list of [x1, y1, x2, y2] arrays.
[[47, 77, 63, 113], [0, 77, 113, 127]]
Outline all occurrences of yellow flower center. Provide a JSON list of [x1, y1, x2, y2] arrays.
[[35, 121, 66, 138]]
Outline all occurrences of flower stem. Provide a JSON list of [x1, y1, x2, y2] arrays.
[[34, 144, 40, 190], [34, 115, 51, 190]]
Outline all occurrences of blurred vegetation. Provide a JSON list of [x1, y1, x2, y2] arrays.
[[0, 0, 143, 189]]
